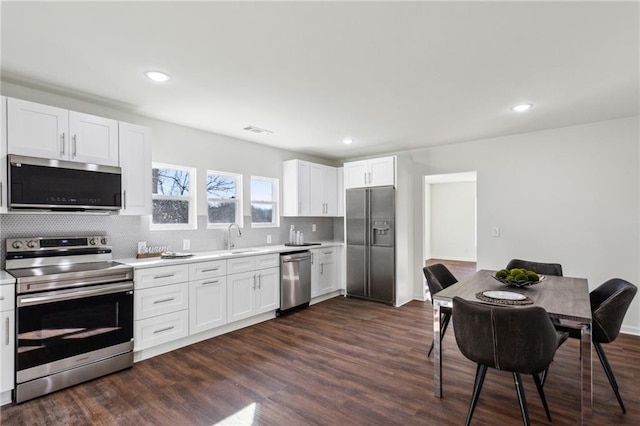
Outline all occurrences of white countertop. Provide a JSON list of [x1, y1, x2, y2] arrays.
[[0, 270, 16, 285], [116, 241, 343, 269]]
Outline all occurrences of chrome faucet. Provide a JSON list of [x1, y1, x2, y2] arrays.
[[227, 223, 242, 250]]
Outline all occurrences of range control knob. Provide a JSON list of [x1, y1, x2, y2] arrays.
[[27, 240, 38, 249], [12, 240, 24, 249], [89, 238, 98, 245], [100, 238, 108, 245]]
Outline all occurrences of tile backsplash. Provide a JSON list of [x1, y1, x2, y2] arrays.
[[0, 213, 339, 267]]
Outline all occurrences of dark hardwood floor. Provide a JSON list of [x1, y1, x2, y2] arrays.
[[2, 295, 639, 425]]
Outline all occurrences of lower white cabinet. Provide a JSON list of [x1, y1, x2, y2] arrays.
[[134, 310, 189, 351], [227, 255, 280, 323], [311, 247, 338, 297], [189, 276, 227, 334], [135, 283, 189, 320], [0, 284, 15, 394]]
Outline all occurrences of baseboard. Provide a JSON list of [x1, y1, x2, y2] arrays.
[[1, 390, 12, 406], [621, 325, 640, 336], [428, 255, 477, 263]]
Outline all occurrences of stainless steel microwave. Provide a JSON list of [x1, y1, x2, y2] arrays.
[[8, 154, 122, 212]]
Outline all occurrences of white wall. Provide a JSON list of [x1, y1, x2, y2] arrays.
[[410, 116, 640, 334], [430, 181, 476, 262]]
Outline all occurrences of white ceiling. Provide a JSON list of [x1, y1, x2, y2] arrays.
[[1, 1, 638, 160]]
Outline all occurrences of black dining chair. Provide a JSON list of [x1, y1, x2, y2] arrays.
[[588, 278, 637, 413], [423, 264, 458, 357], [506, 258, 563, 277], [452, 297, 566, 425]]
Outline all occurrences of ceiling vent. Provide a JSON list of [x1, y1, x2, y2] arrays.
[[243, 125, 273, 135]]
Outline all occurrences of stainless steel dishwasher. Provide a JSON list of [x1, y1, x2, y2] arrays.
[[279, 251, 312, 315]]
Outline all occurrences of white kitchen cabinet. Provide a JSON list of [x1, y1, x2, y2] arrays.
[[282, 159, 310, 216], [336, 167, 344, 217], [1, 96, 7, 213], [7, 98, 118, 166], [188, 260, 228, 335], [227, 254, 280, 323], [344, 156, 395, 189], [134, 264, 189, 351], [0, 284, 15, 394], [311, 247, 337, 297], [119, 122, 152, 215], [283, 159, 340, 217], [310, 163, 338, 216]]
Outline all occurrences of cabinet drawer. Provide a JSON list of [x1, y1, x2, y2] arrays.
[[134, 310, 189, 351], [189, 259, 226, 280], [135, 283, 189, 320], [227, 256, 255, 274], [0, 285, 15, 312], [255, 254, 279, 270], [134, 264, 189, 290]]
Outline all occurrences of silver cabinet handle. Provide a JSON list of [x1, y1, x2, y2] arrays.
[[0, 295, 4, 301], [320, 263, 324, 275], [153, 326, 175, 334], [153, 297, 175, 304], [60, 132, 66, 156], [123, 190, 127, 209], [257, 274, 261, 289], [252, 275, 257, 290], [298, 201, 301, 214], [201, 267, 220, 273], [4, 317, 9, 346], [368, 172, 372, 184], [154, 273, 175, 280], [0, 182, 3, 207], [202, 280, 219, 285], [72, 134, 77, 157]]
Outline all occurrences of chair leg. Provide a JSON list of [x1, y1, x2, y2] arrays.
[[532, 373, 552, 422], [465, 364, 488, 426], [540, 368, 548, 387], [428, 313, 451, 357], [594, 342, 626, 413], [513, 372, 530, 426]]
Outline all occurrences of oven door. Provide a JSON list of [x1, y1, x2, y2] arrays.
[[16, 282, 133, 383]]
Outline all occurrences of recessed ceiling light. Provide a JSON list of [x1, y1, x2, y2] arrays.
[[343, 138, 354, 145], [243, 125, 273, 135], [512, 103, 533, 112], [145, 70, 171, 82]]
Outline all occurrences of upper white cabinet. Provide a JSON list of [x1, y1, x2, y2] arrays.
[[283, 159, 340, 217], [309, 162, 338, 216], [1, 96, 7, 213], [7, 98, 119, 167], [119, 122, 152, 215], [344, 156, 395, 189]]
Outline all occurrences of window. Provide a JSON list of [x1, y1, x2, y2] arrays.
[[207, 170, 243, 228], [151, 163, 197, 230], [250, 176, 279, 228]]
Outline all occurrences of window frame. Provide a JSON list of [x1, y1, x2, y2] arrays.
[[150, 162, 197, 231], [250, 175, 279, 228], [206, 169, 243, 229]]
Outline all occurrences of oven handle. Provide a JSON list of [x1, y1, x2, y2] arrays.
[[17, 282, 134, 307]]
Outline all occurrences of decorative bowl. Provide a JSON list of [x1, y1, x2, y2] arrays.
[[492, 274, 545, 288]]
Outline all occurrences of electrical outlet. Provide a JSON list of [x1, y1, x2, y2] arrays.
[[137, 241, 147, 254], [183, 239, 190, 250], [491, 227, 500, 238], [312, 224, 317, 232], [267, 235, 272, 244]]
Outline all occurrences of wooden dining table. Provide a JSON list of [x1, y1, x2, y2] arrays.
[[432, 269, 593, 424]]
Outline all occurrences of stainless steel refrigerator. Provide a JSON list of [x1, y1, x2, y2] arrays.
[[346, 186, 395, 304]]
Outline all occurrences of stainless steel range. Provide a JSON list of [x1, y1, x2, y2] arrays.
[[5, 235, 134, 403]]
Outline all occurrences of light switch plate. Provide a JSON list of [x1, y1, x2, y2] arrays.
[[267, 235, 272, 244], [312, 224, 317, 232], [183, 239, 190, 250], [491, 226, 500, 237]]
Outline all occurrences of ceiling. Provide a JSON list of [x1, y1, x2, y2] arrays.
[[1, 1, 638, 161]]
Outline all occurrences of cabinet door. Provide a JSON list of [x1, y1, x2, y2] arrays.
[[323, 166, 338, 216], [368, 156, 395, 187], [282, 159, 310, 216], [336, 167, 344, 217], [318, 257, 337, 294], [310, 250, 321, 297], [309, 162, 325, 216], [227, 271, 256, 322], [189, 276, 227, 334], [0, 96, 6, 213], [0, 310, 15, 393], [7, 98, 68, 160], [69, 111, 119, 166], [119, 122, 152, 215], [343, 160, 368, 189], [255, 267, 280, 314]]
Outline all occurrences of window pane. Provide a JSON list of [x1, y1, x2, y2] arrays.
[[208, 201, 236, 223], [152, 168, 190, 196], [153, 199, 189, 224], [207, 174, 237, 199], [251, 203, 273, 223], [251, 179, 273, 201]]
